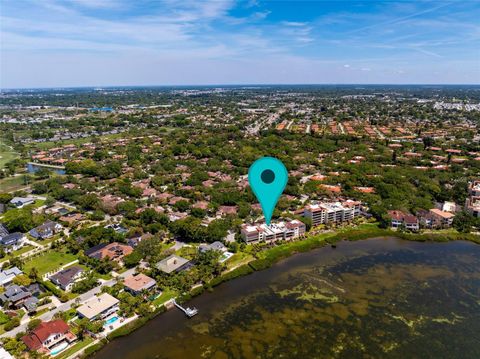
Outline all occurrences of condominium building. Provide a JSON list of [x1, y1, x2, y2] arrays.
[[241, 219, 306, 243], [303, 200, 360, 227]]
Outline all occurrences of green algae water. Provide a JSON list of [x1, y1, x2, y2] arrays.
[[93, 238, 480, 359]]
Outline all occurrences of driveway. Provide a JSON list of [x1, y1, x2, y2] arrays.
[[0, 268, 137, 338]]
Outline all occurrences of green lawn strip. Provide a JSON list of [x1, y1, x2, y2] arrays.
[[23, 250, 78, 276], [32, 307, 50, 318], [175, 245, 198, 259], [55, 337, 94, 359], [225, 252, 254, 269], [151, 288, 178, 307], [0, 141, 19, 169], [0, 245, 34, 264], [0, 176, 29, 192]]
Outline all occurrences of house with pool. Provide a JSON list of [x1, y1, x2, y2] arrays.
[[123, 273, 156, 296], [77, 293, 120, 322], [22, 319, 77, 356]]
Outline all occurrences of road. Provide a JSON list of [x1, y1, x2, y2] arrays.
[[0, 268, 137, 338]]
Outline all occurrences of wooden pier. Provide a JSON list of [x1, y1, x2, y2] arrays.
[[172, 299, 198, 318]]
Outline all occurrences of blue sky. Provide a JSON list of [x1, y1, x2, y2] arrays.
[[1, 0, 479, 88]]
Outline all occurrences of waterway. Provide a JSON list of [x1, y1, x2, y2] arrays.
[[93, 238, 480, 359], [27, 162, 65, 175]]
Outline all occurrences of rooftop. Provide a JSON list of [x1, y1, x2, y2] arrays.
[[123, 273, 156, 292], [156, 255, 190, 274], [77, 293, 119, 320]]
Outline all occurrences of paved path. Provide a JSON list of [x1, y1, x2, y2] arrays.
[[24, 238, 44, 249], [0, 268, 137, 338], [171, 240, 185, 251]]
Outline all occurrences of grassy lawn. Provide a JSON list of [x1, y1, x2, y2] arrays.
[[0, 140, 19, 169], [175, 245, 198, 259], [96, 271, 113, 280], [0, 311, 9, 334], [0, 245, 34, 264], [23, 250, 78, 276], [0, 175, 28, 192], [226, 252, 254, 269], [56, 337, 94, 359], [151, 288, 178, 307], [32, 307, 50, 318]]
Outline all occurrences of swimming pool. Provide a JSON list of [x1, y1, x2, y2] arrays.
[[219, 251, 234, 263], [50, 342, 68, 356], [104, 316, 119, 326]]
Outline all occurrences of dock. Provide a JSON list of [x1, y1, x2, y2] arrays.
[[172, 299, 198, 318]]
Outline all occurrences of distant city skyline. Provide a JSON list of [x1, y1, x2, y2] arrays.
[[1, 0, 479, 88]]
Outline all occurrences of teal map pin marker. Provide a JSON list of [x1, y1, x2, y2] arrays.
[[248, 157, 288, 225]]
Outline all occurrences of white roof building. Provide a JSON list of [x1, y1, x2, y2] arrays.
[[77, 293, 119, 321]]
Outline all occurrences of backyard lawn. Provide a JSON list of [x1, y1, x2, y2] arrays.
[[0, 175, 28, 192], [225, 252, 254, 269], [56, 337, 94, 359], [0, 141, 19, 169], [23, 251, 78, 276], [151, 288, 178, 307], [0, 245, 34, 264]]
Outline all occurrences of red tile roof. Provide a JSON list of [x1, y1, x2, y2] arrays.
[[22, 320, 70, 351]]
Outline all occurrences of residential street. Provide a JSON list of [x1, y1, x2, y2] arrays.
[[0, 267, 137, 338]]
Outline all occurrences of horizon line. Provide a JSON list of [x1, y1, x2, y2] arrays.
[[2, 83, 480, 91]]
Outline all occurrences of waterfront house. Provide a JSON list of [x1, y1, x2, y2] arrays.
[[0, 267, 22, 287], [387, 210, 419, 231], [156, 255, 192, 274], [0, 232, 25, 253], [429, 209, 455, 228], [49, 266, 84, 291], [77, 293, 120, 321], [123, 273, 156, 296], [22, 320, 76, 355], [199, 241, 228, 253], [29, 221, 63, 240]]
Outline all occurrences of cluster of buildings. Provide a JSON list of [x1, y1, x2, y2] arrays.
[[388, 203, 457, 232], [18, 272, 159, 356], [303, 200, 361, 227], [0, 270, 43, 313], [241, 219, 306, 243], [240, 199, 364, 244], [0, 220, 63, 254], [465, 180, 480, 218], [387, 180, 480, 232]]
